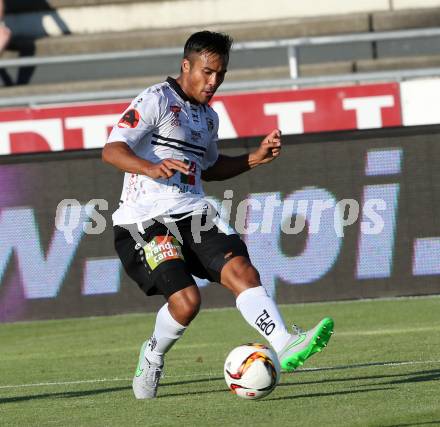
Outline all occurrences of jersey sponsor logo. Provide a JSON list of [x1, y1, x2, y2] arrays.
[[118, 109, 140, 129], [191, 130, 202, 142], [142, 236, 184, 270], [171, 183, 201, 194], [190, 105, 201, 124], [255, 309, 276, 335], [170, 105, 181, 127], [181, 160, 196, 185], [206, 117, 214, 132]]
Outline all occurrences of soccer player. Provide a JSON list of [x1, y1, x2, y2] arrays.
[[102, 31, 334, 399]]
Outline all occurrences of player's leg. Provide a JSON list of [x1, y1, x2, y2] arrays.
[[221, 255, 334, 372], [186, 214, 334, 372], [144, 284, 201, 366], [114, 223, 200, 398], [220, 255, 291, 349], [134, 285, 200, 399]]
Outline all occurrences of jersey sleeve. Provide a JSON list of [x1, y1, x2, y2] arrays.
[[107, 91, 162, 149], [201, 110, 220, 170]]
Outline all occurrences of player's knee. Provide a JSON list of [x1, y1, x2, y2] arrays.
[[180, 299, 200, 323], [220, 256, 261, 297], [225, 256, 260, 284], [168, 286, 201, 325]]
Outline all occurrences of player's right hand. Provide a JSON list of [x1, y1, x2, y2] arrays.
[[145, 159, 190, 179]]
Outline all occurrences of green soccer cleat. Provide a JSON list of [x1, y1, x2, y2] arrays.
[[278, 317, 334, 372]]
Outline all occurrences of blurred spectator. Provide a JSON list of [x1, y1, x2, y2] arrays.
[[0, 0, 11, 54]]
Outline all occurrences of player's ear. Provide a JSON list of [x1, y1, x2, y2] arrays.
[[181, 58, 191, 73]]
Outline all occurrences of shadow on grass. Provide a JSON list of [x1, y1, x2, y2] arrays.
[[363, 369, 440, 386], [295, 361, 415, 374], [0, 386, 231, 404], [160, 386, 395, 400], [0, 383, 396, 404], [161, 376, 224, 387], [383, 422, 440, 427], [0, 377, 229, 405], [0, 376, 227, 404], [263, 386, 395, 401], [0, 386, 130, 404], [280, 368, 440, 388], [2, 364, 437, 405], [164, 360, 424, 388]]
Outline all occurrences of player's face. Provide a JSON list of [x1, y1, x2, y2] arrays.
[[181, 52, 228, 104]]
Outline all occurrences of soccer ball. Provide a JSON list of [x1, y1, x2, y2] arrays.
[[224, 343, 280, 399]]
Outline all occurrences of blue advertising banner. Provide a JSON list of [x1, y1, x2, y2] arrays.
[[1, 126, 439, 321]]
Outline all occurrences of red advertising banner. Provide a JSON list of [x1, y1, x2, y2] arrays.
[[0, 83, 402, 155], [213, 83, 402, 137], [0, 101, 126, 155]]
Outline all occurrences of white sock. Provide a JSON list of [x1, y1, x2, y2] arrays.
[[236, 286, 291, 353], [144, 303, 186, 364]]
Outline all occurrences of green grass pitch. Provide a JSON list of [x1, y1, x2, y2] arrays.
[[1, 296, 439, 426]]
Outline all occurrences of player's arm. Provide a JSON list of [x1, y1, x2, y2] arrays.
[[202, 129, 281, 182], [102, 141, 189, 179], [103, 93, 189, 179]]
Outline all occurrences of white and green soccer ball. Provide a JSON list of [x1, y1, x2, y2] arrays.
[[224, 343, 281, 399]]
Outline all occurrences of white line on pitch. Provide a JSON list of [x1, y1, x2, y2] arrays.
[[0, 360, 439, 390], [334, 325, 440, 336]]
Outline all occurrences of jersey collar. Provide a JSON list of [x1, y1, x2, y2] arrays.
[[166, 76, 200, 105]]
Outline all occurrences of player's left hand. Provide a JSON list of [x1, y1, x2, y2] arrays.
[[250, 129, 282, 165]]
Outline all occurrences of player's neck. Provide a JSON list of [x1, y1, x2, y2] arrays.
[[175, 76, 199, 105]]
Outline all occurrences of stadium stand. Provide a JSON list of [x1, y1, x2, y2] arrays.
[[1, 0, 440, 99]]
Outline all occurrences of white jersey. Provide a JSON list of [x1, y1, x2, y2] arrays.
[[107, 77, 220, 226]]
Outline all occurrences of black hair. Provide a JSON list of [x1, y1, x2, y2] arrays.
[[183, 31, 233, 61]]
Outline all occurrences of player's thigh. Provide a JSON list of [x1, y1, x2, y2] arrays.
[[114, 224, 196, 299], [181, 214, 251, 283]]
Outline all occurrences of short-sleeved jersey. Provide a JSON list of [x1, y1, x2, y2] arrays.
[[107, 77, 220, 226]]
